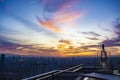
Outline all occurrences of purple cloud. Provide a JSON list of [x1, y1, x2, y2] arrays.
[[114, 18, 120, 35], [86, 37, 99, 40], [81, 31, 101, 37], [102, 18, 120, 47]]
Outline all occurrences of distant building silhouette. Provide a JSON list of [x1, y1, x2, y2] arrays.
[[0, 54, 5, 72]]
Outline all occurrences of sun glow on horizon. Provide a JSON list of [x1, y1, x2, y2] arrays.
[[0, 0, 120, 57]]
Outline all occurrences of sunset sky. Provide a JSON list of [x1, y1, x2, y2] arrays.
[[0, 0, 120, 57]]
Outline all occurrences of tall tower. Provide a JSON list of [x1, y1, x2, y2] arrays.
[[100, 44, 108, 68]]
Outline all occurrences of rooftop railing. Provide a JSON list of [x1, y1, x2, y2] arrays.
[[22, 64, 83, 80]]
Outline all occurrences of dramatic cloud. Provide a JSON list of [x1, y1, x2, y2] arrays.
[[102, 38, 120, 47], [42, 0, 80, 13], [114, 18, 120, 35], [81, 31, 101, 37], [0, 36, 63, 56], [86, 37, 99, 40], [37, 0, 84, 32], [102, 18, 120, 47], [98, 25, 113, 32], [37, 17, 61, 32], [0, 40, 25, 54], [0, 37, 60, 56], [1, 0, 120, 56], [59, 39, 71, 44], [8, 14, 58, 37]]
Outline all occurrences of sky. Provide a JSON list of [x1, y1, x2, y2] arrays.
[[0, 0, 120, 57]]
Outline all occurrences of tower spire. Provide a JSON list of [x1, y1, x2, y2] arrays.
[[102, 44, 105, 50], [100, 44, 108, 68]]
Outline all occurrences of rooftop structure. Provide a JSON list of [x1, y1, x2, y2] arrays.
[[22, 44, 120, 80]]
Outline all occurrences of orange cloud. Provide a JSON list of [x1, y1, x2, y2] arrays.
[[1, 42, 120, 57], [37, 0, 84, 33], [53, 0, 83, 23], [37, 11, 83, 32], [53, 11, 83, 23], [59, 39, 71, 44], [37, 17, 61, 32]]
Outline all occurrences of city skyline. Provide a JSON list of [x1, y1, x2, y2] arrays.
[[0, 0, 120, 57]]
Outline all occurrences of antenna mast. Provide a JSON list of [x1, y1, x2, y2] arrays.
[[100, 44, 108, 68]]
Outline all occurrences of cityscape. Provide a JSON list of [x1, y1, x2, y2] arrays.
[[0, 53, 120, 79], [0, 0, 120, 80]]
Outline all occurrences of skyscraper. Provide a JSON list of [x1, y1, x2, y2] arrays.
[[0, 54, 5, 72]]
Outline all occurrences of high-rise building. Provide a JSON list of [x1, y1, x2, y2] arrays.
[[0, 54, 5, 72]]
